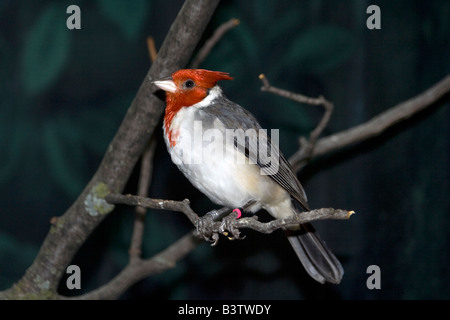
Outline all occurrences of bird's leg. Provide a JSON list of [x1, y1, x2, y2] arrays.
[[195, 207, 232, 245], [219, 207, 245, 241], [219, 201, 256, 240], [206, 207, 234, 221], [196, 201, 256, 244]]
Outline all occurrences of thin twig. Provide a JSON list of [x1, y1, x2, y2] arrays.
[[235, 208, 353, 233], [129, 37, 159, 260], [106, 194, 199, 226], [68, 231, 201, 300], [105, 193, 353, 239], [289, 73, 450, 167], [146, 36, 158, 62], [259, 74, 334, 170], [129, 135, 157, 259], [190, 18, 240, 68]]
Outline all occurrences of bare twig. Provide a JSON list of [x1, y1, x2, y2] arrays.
[[259, 74, 334, 170], [235, 208, 353, 233], [129, 135, 157, 259], [190, 18, 240, 69], [105, 193, 353, 241], [70, 231, 201, 300], [73, 205, 349, 300], [106, 193, 199, 226], [146, 36, 158, 62], [260, 74, 450, 172], [289, 73, 450, 168]]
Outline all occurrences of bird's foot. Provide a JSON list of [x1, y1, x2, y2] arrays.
[[195, 210, 219, 245], [219, 208, 245, 241], [196, 208, 245, 246]]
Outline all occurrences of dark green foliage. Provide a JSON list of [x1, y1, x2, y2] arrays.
[[98, 0, 149, 41], [282, 25, 356, 73], [21, 3, 70, 95]]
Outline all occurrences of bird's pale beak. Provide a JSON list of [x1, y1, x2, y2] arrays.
[[152, 79, 177, 93]]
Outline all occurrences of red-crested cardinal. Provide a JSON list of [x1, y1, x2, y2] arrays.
[[153, 69, 343, 284]]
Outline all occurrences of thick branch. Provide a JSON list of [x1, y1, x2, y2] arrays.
[[0, 0, 220, 300]]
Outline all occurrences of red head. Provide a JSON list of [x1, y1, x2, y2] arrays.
[[153, 69, 233, 146], [154, 69, 233, 109]]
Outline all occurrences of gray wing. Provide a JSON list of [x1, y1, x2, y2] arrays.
[[200, 95, 309, 211]]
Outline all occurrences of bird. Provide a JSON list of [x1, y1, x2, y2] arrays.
[[153, 69, 343, 284]]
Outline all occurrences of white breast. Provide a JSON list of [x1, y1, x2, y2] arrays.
[[163, 89, 291, 217]]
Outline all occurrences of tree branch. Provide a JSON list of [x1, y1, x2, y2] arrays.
[[0, 0, 221, 300], [259, 73, 334, 170], [129, 135, 157, 260], [146, 37, 158, 63], [289, 74, 450, 167], [69, 231, 201, 300], [259, 74, 450, 170], [105, 193, 353, 237], [105, 193, 199, 226], [65, 192, 352, 300]]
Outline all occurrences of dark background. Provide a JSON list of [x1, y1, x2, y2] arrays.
[[0, 0, 449, 299]]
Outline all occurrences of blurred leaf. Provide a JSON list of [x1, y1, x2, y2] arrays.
[[97, 0, 149, 41], [78, 108, 117, 154], [43, 117, 86, 197], [224, 19, 258, 66], [0, 1, 7, 16], [253, 0, 276, 30], [0, 35, 12, 93], [265, 9, 304, 44], [282, 25, 357, 73], [269, 98, 312, 130], [78, 94, 132, 154], [0, 112, 26, 183], [0, 232, 38, 288], [21, 4, 70, 95]]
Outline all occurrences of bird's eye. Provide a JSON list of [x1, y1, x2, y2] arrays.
[[184, 79, 195, 88]]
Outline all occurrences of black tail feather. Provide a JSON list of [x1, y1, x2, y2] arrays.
[[285, 223, 344, 284]]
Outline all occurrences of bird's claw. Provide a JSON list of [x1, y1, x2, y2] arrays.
[[219, 209, 245, 241], [195, 208, 245, 246], [195, 211, 217, 244]]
